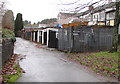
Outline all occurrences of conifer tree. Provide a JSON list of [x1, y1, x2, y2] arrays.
[[14, 13, 23, 37]]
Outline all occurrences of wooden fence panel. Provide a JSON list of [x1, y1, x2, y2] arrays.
[[58, 26, 114, 52]]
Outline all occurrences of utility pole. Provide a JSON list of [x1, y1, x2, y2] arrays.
[[110, 0, 120, 52]]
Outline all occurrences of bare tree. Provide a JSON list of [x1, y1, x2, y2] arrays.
[[2, 10, 14, 30], [0, 0, 8, 27], [110, 1, 120, 52], [0, 0, 7, 16], [58, 0, 108, 13]]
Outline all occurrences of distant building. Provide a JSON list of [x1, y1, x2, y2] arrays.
[[57, 12, 80, 25], [23, 24, 40, 32], [39, 24, 48, 28]]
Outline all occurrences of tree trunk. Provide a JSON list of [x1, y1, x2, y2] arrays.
[[110, 1, 120, 52]]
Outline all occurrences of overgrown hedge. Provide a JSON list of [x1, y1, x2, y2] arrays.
[[1, 28, 23, 83], [2, 28, 16, 65], [2, 39, 14, 65], [2, 28, 16, 41]]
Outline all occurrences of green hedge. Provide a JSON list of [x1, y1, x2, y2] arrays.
[[2, 28, 15, 39], [2, 28, 16, 43]]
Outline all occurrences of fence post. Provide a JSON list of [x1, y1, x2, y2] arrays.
[[69, 26, 74, 52]]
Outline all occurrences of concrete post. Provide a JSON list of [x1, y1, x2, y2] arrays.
[[33, 32, 35, 41], [42, 31, 44, 44], [37, 30, 40, 42], [47, 29, 49, 46], [69, 26, 74, 52], [31, 32, 32, 41]]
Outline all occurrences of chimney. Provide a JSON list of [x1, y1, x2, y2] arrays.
[[89, 5, 94, 11]]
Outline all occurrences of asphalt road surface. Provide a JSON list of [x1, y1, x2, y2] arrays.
[[14, 38, 116, 82]]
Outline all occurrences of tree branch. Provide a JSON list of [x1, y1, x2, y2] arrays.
[[60, 0, 105, 13], [58, 0, 81, 5]]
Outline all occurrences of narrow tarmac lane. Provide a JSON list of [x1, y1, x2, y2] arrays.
[[14, 38, 106, 82]]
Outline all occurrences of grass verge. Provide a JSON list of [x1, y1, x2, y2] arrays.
[[3, 64, 22, 83], [1, 54, 24, 83], [4, 64, 22, 83], [67, 51, 119, 78]]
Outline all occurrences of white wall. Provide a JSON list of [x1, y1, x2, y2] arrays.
[[38, 28, 58, 45]]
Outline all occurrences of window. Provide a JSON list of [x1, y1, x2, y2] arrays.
[[106, 12, 115, 20], [99, 12, 105, 20]]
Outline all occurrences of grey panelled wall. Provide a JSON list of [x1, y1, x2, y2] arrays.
[[24, 31, 31, 40], [2, 39, 14, 65], [58, 26, 114, 52]]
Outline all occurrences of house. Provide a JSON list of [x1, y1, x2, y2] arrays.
[[105, 7, 115, 26], [57, 12, 80, 25], [76, 2, 116, 26], [57, 12, 88, 28]]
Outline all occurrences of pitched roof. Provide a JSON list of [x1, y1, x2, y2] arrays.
[[57, 17, 79, 25], [76, 2, 115, 17], [58, 12, 81, 18], [59, 12, 77, 16]]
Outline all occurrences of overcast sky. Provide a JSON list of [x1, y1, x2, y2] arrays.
[[6, 0, 111, 23], [7, 0, 61, 23]]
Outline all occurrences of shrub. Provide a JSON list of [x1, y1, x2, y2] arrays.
[[2, 28, 15, 39]]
